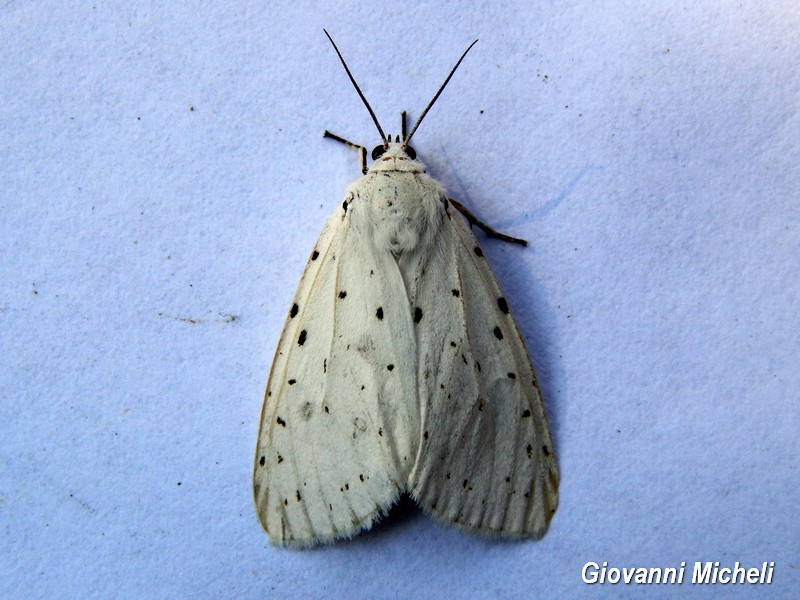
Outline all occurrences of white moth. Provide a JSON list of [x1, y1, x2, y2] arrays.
[[254, 31, 558, 547]]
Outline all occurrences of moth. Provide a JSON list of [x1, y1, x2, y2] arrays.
[[254, 31, 558, 546]]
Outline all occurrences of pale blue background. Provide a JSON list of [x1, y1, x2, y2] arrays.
[[2, 2, 798, 598]]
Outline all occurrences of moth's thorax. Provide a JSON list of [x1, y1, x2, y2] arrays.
[[367, 143, 424, 174], [348, 148, 445, 257]]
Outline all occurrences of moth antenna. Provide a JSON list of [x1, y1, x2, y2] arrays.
[[323, 29, 388, 146], [404, 39, 478, 146]]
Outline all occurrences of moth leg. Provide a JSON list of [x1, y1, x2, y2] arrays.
[[324, 130, 368, 174], [448, 198, 528, 247]]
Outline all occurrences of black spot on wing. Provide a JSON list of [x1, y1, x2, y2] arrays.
[[497, 297, 509, 314], [387, 364, 394, 371], [414, 307, 423, 323], [311, 250, 319, 261], [376, 307, 384, 320], [288, 378, 297, 385], [452, 289, 460, 297], [474, 246, 483, 257], [297, 330, 307, 346], [493, 326, 504, 340], [276, 416, 286, 427], [339, 290, 347, 299], [290, 303, 299, 318]]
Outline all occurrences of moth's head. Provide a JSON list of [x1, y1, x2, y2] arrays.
[[323, 30, 477, 174], [368, 137, 421, 173]]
